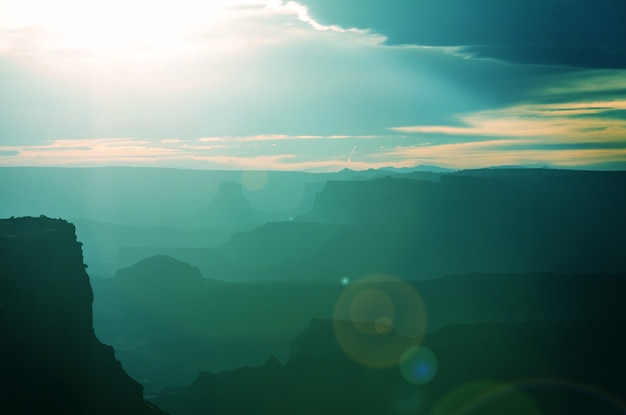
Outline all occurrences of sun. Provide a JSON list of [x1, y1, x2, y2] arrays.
[[1, 0, 274, 61]]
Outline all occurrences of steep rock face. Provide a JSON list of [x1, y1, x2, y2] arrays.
[[0, 217, 166, 415]]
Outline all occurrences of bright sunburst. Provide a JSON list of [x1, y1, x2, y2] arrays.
[[1, 0, 274, 61]]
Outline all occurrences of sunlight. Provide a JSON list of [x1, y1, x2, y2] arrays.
[[1, 0, 274, 60]]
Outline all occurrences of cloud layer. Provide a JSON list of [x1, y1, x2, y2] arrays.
[[299, 0, 626, 68], [0, 0, 624, 170]]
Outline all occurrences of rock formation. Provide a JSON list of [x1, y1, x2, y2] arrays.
[[0, 216, 166, 415]]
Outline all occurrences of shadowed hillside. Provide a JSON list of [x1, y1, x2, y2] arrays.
[[154, 318, 626, 415], [92, 263, 626, 397]]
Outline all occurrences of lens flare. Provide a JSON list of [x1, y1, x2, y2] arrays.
[[430, 380, 542, 415], [513, 377, 626, 414], [241, 170, 269, 191], [375, 315, 394, 335], [348, 288, 395, 335], [333, 274, 428, 368], [399, 346, 438, 385]]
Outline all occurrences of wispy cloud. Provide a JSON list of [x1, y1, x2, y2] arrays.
[[385, 69, 626, 169], [538, 70, 626, 97], [0, 136, 382, 171], [391, 100, 626, 142], [377, 141, 626, 169], [0, 138, 181, 166], [197, 134, 385, 142], [2, 134, 625, 171]]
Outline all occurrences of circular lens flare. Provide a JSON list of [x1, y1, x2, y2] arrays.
[[241, 170, 269, 191], [333, 274, 428, 368], [399, 346, 438, 385], [349, 288, 395, 335], [431, 380, 542, 415]]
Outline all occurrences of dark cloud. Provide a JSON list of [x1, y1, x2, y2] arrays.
[[0, 150, 20, 156], [300, 0, 626, 68], [464, 44, 626, 69]]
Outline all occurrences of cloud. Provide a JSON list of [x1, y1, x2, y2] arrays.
[[2, 63, 624, 171], [377, 141, 626, 170], [0, 138, 182, 166], [0, 24, 541, 144], [298, 0, 626, 68], [1, 1, 624, 171], [197, 134, 384, 142], [0, 150, 19, 156], [0, 0, 577, 148], [463, 43, 626, 70], [0, 136, 385, 171], [3, 131, 624, 172], [392, 100, 626, 142], [392, 69, 626, 145], [268, 1, 350, 32], [531, 70, 626, 101]]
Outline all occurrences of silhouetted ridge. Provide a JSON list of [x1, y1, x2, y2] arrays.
[[0, 217, 166, 415], [72, 218, 233, 278], [154, 317, 626, 415], [300, 176, 522, 226], [114, 255, 204, 286], [291, 172, 626, 276], [264, 355, 282, 369], [109, 255, 211, 342]]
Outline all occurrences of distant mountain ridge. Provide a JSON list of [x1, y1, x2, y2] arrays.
[[166, 170, 626, 282], [380, 164, 455, 173]]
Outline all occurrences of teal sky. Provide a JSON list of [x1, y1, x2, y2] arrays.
[[1, 0, 625, 171]]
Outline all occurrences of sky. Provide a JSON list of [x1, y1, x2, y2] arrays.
[[1, 0, 625, 171]]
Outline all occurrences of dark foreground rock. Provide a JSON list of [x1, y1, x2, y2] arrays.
[[0, 217, 166, 415]]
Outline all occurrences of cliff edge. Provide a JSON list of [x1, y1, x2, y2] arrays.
[[0, 216, 166, 414]]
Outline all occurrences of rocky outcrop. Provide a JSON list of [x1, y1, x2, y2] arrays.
[[114, 255, 205, 289], [0, 217, 166, 415]]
